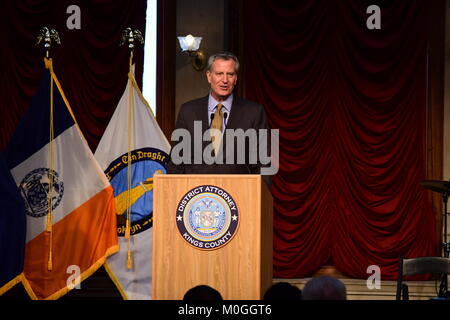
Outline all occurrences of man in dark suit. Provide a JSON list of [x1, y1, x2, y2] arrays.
[[167, 52, 272, 182]]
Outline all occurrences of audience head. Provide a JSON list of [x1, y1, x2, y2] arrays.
[[302, 276, 347, 300], [263, 282, 302, 301], [183, 285, 223, 301]]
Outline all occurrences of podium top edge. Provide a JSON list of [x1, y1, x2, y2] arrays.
[[154, 174, 262, 179]]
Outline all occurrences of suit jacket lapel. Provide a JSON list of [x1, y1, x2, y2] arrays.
[[225, 95, 242, 130], [194, 95, 209, 133], [197, 96, 210, 150]]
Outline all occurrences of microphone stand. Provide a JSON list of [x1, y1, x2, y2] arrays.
[[438, 187, 449, 297]]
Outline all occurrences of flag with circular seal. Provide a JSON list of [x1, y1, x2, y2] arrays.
[[94, 65, 170, 300], [1, 59, 118, 300]]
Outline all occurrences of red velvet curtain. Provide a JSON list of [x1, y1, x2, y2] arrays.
[[0, 0, 439, 282], [0, 0, 146, 152], [242, 0, 437, 279]]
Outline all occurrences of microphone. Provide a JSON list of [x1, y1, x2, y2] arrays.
[[210, 113, 215, 123], [223, 112, 228, 128]]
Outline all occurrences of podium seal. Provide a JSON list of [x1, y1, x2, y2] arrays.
[[176, 185, 239, 250]]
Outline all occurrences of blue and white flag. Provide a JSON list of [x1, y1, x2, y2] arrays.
[[95, 65, 170, 300]]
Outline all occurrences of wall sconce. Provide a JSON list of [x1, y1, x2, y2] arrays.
[[177, 34, 206, 71]]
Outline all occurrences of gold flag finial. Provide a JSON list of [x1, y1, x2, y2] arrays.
[[120, 27, 144, 54], [36, 27, 61, 59]]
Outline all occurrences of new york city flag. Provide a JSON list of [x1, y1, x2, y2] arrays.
[[2, 59, 118, 300]]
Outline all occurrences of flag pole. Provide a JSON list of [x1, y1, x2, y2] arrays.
[[36, 27, 61, 271], [119, 28, 144, 270]]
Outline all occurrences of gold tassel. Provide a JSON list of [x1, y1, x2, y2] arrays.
[[125, 218, 130, 239], [125, 56, 134, 271], [46, 57, 55, 272], [47, 246, 53, 271], [127, 248, 132, 269], [46, 214, 53, 271], [46, 213, 52, 232]]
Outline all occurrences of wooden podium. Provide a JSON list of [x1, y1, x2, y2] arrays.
[[153, 174, 273, 300]]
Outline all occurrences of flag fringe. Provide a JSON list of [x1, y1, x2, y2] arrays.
[[20, 244, 119, 300], [0, 273, 26, 296], [103, 262, 129, 300]]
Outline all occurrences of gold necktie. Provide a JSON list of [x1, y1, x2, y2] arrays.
[[210, 103, 223, 155]]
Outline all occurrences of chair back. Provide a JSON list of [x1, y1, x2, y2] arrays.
[[396, 256, 450, 300]]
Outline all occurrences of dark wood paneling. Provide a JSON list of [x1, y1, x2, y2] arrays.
[[427, 0, 445, 256]]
